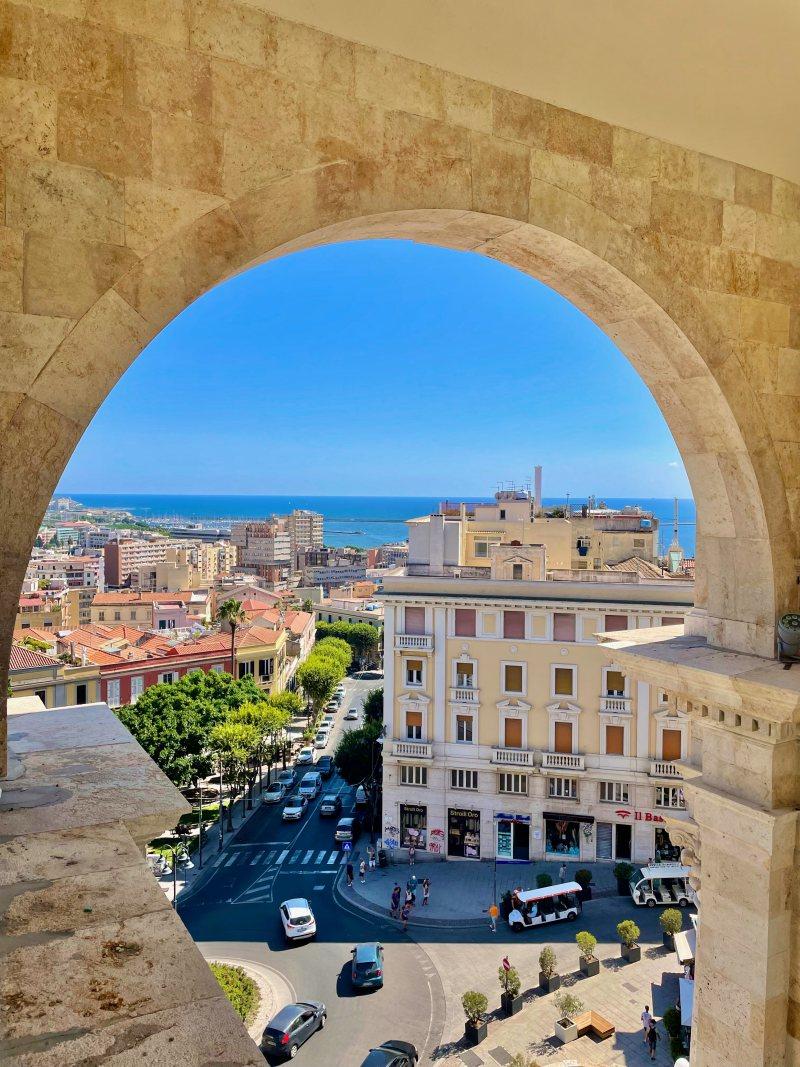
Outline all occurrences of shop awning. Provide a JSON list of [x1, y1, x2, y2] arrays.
[[543, 812, 595, 824], [494, 812, 531, 823], [679, 977, 694, 1027], [674, 928, 696, 965]]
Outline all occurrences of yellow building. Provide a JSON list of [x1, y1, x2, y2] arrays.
[[380, 540, 692, 864], [9, 643, 101, 708]]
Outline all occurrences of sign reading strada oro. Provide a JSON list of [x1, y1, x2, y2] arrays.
[[615, 809, 666, 823]]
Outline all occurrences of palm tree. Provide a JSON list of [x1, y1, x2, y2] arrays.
[[217, 598, 247, 678]]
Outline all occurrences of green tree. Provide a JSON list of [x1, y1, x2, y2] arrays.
[[333, 719, 382, 786], [216, 597, 247, 676], [296, 656, 341, 721], [316, 621, 381, 668], [313, 636, 353, 673], [210, 719, 259, 831], [266, 690, 304, 762], [230, 700, 290, 799], [301, 598, 313, 613], [362, 686, 384, 725]]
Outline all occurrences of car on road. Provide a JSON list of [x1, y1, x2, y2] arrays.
[[296, 746, 315, 765], [263, 781, 286, 804], [334, 815, 361, 843], [359, 1040, 418, 1066], [282, 793, 308, 821], [278, 897, 317, 942], [322, 713, 336, 726], [277, 769, 296, 790], [344, 707, 359, 720], [298, 771, 322, 800], [314, 729, 329, 749], [351, 942, 384, 990], [260, 1000, 326, 1060], [355, 784, 368, 808], [316, 755, 334, 779], [319, 794, 342, 817]]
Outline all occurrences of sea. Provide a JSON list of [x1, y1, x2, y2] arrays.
[[59, 493, 697, 557]]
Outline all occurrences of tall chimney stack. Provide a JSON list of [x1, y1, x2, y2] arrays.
[[533, 465, 543, 516]]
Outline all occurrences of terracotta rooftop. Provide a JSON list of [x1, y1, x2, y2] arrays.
[[9, 644, 62, 670]]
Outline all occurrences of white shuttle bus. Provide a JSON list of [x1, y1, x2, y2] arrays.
[[507, 881, 582, 931], [629, 862, 697, 908]]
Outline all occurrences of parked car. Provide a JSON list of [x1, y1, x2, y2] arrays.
[[298, 771, 322, 801], [279, 897, 317, 942], [282, 793, 308, 821], [319, 794, 342, 817], [335, 816, 361, 843], [263, 781, 286, 804], [296, 746, 315, 765], [277, 769, 296, 790], [316, 755, 334, 779], [359, 1040, 418, 1066], [344, 707, 359, 721], [322, 713, 336, 726], [314, 729, 329, 750], [355, 784, 368, 808], [260, 1000, 326, 1060], [351, 942, 384, 990]]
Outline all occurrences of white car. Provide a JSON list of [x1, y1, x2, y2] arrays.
[[344, 707, 359, 721], [279, 897, 317, 942], [282, 793, 308, 821], [322, 713, 336, 727], [314, 729, 329, 749], [296, 746, 315, 765], [298, 771, 322, 800], [263, 781, 286, 804]]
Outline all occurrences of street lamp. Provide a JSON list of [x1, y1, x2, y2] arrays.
[[369, 725, 387, 845], [162, 841, 191, 909]]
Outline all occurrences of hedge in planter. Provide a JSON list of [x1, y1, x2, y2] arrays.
[[613, 861, 634, 896], [660, 907, 683, 949], [576, 930, 599, 976], [574, 868, 593, 900], [462, 990, 488, 1046], [553, 990, 585, 1044], [539, 945, 560, 994], [617, 919, 641, 963], [498, 960, 523, 1016], [536, 872, 553, 888], [209, 962, 260, 1023]]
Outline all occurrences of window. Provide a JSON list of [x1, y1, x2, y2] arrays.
[[503, 610, 525, 639], [662, 728, 682, 761], [552, 612, 576, 642], [599, 781, 629, 803], [400, 764, 428, 786], [511, 563, 523, 580], [503, 664, 524, 693], [238, 661, 253, 678], [114, 611, 121, 621], [34, 689, 47, 705], [474, 540, 489, 558], [405, 710, 422, 740], [211, 664, 224, 673], [662, 616, 683, 626], [605, 724, 625, 755], [130, 675, 144, 702], [503, 717, 523, 748], [456, 714, 474, 743], [451, 768, 478, 790], [605, 669, 626, 696], [130, 610, 137, 620], [106, 679, 120, 708], [406, 659, 423, 686], [499, 509, 506, 519], [554, 721, 573, 753], [404, 606, 425, 635], [455, 661, 474, 688], [499, 772, 528, 794], [454, 608, 476, 636], [553, 666, 575, 698], [258, 657, 273, 680], [548, 776, 578, 799], [604, 613, 628, 632], [633, 538, 645, 548], [655, 785, 686, 809], [75, 683, 87, 705], [98, 611, 105, 621]]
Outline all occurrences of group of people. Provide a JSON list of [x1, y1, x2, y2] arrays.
[[344, 845, 378, 888], [390, 875, 430, 929], [641, 1005, 661, 1060]]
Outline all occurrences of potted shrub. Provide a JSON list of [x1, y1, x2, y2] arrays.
[[498, 960, 523, 1016], [617, 919, 641, 963], [462, 990, 488, 1046], [663, 1005, 681, 1040], [499, 889, 513, 922], [660, 907, 683, 950], [536, 872, 553, 888], [553, 991, 585, 1044], [576, 930, 599, 976], [574, 868, 592, 901], [613, 861, 634, 896], [539, 945, 561, 994]]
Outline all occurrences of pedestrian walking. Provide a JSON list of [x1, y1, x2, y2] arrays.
[[405, 886, 415, 907], [422, 877, 430, 906], [359, 858, 366, 884], [646, 1020, 660, 1060], [400, 900, 411, 930], [488, 902, 499, 932], [558, 862, 567, 883], [367, 845, 376, 871], [346, 862, 354, 888], [390, 884, 401, 917], [408, 844, 416, 867], [641, 1005, 653, 1041]]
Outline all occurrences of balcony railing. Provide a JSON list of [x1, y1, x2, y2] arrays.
[[393, 740, 433, 759], [394, 633, 434, 651], [491, 747, 534, 766], [650, 759, 682, 778], [542, 751, 585, 770], [450, 687, 479, 703], [600, 695, 631, 713]]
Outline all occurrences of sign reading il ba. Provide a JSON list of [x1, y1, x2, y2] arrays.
[[615, 809, 666, 823]]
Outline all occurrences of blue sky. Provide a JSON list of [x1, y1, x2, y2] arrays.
[[60, 239, 691, 498]]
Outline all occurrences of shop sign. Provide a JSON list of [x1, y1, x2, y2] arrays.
[[615, 808, 665, 823]]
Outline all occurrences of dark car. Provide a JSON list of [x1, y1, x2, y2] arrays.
[[260, 1000, 326, 1060], [319, 794, 342, 817], [359, 1040, 418, 1066], [334, 815, 361, 842], [316, 755, 334, 779], [351, 941, 384, 990]]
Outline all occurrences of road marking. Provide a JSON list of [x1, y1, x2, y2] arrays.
[[277, 850, 288, 864], [315, 850, 327, 864], [289, 850, 301, 864], [212, 853, 226, 867], [302, 849, 313, 864], [313, 884, 324, 891], [266, 850, 276, 864], [249, 851, 264, 865], [327, 851, 338, 864], [224, 854, 238, 867]]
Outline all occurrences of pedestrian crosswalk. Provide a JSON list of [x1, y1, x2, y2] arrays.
[[211, 845, 353, 872]]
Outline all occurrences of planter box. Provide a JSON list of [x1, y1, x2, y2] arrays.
[[616, 878, 630, 896], [663, 931, 676, 950], [464, 1020, 487, 1047], [578, 885, 593, 902], [501, 991, 523, 1016], [580, 955, 600, 977], [621, 943, 641, 963], [539, 971, 561, 994], [554, 1018, 578, 1044]]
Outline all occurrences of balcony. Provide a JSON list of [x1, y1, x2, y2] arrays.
[[600, 695, 632, 713], [394, 633, 434, 651], [393, 740, 433, 759], [650, 759, 682, 778], [450, 686, 479, 703], [491, 747, 535, 766], [542, 751, 585, 771]]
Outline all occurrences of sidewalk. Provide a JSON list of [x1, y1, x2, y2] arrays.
[[347, 857, 619, 926]]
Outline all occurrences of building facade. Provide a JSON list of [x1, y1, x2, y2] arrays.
[[287, 509, 324, 563], [9, 644, 101, 708], [104, 538, 170, 587], [380, 570, 692, 865]]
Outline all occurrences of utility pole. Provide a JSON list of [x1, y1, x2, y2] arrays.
[[197, 788, 203, 869], [218, 755, 224, 849]]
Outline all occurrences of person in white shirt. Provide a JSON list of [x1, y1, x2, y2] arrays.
[[641, 1005, 653, 1041]]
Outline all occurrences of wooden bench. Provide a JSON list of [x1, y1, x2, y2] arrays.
[[574, 1011, 616, 1040]]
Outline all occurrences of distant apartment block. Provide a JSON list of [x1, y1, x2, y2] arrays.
[[231, 519, 292, 585], [287, 509, 324, 562], [104, 538, 170, 587]]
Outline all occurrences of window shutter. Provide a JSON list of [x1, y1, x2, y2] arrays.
[[662, 728, 682, 761], [503, 610, 525, 639], [554, 721, 573, 753], [405, 606, 425, 635], [454, 608, 476, 636], [504, 718, 523, 748], [606, 725, 624, 755]]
